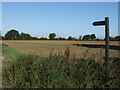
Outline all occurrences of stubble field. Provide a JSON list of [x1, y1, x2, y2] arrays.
[[2, 40, 119, 61]]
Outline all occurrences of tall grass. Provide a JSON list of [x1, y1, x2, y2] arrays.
[[2, 45, 120, 88]]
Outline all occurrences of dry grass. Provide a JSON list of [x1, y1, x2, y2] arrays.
[[2, 40, 119, 61]]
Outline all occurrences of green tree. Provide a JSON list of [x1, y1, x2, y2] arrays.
[[0, 36, 2, 40], [91, 34, 96, 40], [0, 31, 1, 40], [109, 36, 114, 41], [68, 36, 77, 40], [20, 33, 32, 40], [1, 36, 4, 40], [31, 37, 39, 40], [39, 37, 48, 40], [95, 38, 100, 41], [5, 29, 20, 40], [82, 34, 92, 41], [58, 37, 63, 40], [113, 36, 120, 41], [68, 36, 73, 40], [49, 33, 56, 40], [79, 35, 82, 41], [58, 37, 66, 40]]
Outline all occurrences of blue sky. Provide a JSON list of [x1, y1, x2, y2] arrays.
[[2, 2, 118, 39]]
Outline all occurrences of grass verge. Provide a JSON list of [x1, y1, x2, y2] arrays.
[[2, 44, 21, 61]]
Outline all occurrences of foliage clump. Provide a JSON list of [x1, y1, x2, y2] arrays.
[[3, 49, 120, 88]]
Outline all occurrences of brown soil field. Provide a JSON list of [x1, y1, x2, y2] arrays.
[[2, 40, 119, 61], [2, 40, 120, 46]]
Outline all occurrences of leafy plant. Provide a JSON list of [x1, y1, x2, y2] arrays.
[[2, 46, 120, 88]]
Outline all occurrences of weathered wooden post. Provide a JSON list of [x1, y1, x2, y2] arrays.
[[92, 17, 109, 72], [105, 17, 109, 70]]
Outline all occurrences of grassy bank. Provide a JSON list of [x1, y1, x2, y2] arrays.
[[2, 44, 120, 88], [2, 44, 21, 61]]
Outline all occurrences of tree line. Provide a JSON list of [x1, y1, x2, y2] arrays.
[[1, 29, 120, 41]]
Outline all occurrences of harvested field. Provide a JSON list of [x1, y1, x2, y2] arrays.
[[2, 40, 119, 61], [2, 40, 120, 46]]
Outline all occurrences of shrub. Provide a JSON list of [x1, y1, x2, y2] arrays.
[[3, 53, 120, 88]]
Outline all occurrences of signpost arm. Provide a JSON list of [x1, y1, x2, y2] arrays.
[[105, 17, 109, 72]]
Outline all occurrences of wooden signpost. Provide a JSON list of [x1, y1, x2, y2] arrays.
[[93, 21, 105, 26], [92, 17, 109, 72]]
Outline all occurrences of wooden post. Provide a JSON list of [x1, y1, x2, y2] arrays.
[[105, 17, 109, 72], [92, 17, 110, 73]]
